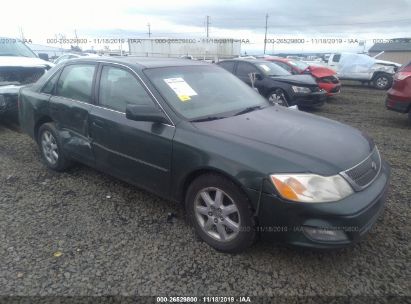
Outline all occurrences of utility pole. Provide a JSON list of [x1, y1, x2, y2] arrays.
[[147, 23, 151, 38], [206, 16, 210, 38], [263, 13, 269, 54], [18, 26, 25, 41], [74, 29, 79, 47]]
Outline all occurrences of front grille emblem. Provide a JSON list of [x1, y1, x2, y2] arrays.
[[371, 161, 377, 171]]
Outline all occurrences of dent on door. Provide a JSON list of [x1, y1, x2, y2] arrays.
[[49, 97, 94, 165]]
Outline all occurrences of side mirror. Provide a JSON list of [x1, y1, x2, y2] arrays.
[[38, 53, 49, 61], [126, 104, 169, 124], [255, 73, 263, 80]]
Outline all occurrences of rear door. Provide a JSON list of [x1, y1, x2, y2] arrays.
[[89, 63, 174, 197], [49, 63, 96, 165], [217, 61, 236, 74]]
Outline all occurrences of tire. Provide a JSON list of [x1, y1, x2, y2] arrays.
[[267, 89, 289, 107], [185, 174, 256, 253], [37, 122, 72, 171], [373, 73, 393, 90]]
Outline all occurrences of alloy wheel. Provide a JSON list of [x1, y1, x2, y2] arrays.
[[375, 76, 389, 89], [41, 130, 59, 165], [194, 187, 241, 242], [269, 90, 288, 106]]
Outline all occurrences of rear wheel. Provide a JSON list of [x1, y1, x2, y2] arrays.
[[185, 174, 256, 253], [268, 89, 289, 107], [373, 73, 392, 90], [38, 123, 72, 171]]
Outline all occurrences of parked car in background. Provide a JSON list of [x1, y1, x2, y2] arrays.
[[386, 61, 411, 122], [263, 56, 341, 96], [217, 59, 326, 108], [53, 53, 99, 65], [328, 53, 401, 90], [19, 57, 390, 252], [0, 37, 54, 121]]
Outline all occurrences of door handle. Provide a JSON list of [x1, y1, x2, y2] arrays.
[[92, 120, 105, 128]]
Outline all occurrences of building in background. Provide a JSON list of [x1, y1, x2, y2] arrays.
[[128, 38, 241, 61], [369, 38, 411, 64], [28, 44, 69, 60]]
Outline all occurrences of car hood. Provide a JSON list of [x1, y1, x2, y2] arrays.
[[374, 59, 402, 67], [269, 74, 317, 86], [194, 106, 374, 175], [0, 56, 54, 68], [307, 66, 336, 78]]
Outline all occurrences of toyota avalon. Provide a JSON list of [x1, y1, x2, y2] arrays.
[[19, 57, 390, 252]]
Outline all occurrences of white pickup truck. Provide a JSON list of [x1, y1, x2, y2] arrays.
[[0, 38, 54, 120], [327, 53, 401, 90]]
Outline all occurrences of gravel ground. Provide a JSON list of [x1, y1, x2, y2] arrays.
[[0, 85, 410, 300]]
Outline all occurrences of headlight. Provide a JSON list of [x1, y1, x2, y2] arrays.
[[292, 86, 311, 94], [270, 174, 353, 203]]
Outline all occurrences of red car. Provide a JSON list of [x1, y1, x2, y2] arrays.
[[386, 61, 411, 122], [263, 56, 341, 96]]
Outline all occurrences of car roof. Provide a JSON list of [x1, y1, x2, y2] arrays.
[[218, 59, 268, 65], [68, 56, 209, 69]]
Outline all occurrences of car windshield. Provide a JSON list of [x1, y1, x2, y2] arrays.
[[0, 39, 37, 58], [288, 60, 309, 70], [144, 65, 270, 120], [256, 62, 291, 76]]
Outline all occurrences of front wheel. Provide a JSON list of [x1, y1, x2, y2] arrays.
[[373, 74, 392, 90], [268, 89, 289, 107], [185, 174, 256, 253]]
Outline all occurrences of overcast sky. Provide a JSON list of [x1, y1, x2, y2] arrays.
[[2, 0, 411, 53]]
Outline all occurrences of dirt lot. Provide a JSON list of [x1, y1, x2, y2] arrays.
[[0, 85, 410, 299]]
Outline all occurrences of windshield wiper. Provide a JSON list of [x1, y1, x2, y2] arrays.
[[191, 116, 226, 122], [234, 105, 263, 116]]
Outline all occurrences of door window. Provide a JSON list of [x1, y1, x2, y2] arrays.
[[98, 66, 153, 112], [218, 61, 236, 73], [41, 71, 60, 94], [56, 64, 95, 102], [236, 62, 259, 78]]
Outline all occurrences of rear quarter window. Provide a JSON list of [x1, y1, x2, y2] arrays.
[[217, 61, 236, 73]]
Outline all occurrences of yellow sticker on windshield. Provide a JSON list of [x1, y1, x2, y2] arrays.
[[179, 95, 191, 102], [164, 77, 197, 103]]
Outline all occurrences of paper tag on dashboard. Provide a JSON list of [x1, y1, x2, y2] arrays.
[[259, 64, 270, 72], [164, 78, 198, 101]]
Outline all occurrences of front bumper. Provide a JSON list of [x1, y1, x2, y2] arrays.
[[386, 95, 411, 113], [292, 90, 327, 108], [0, 85, 21, 119], [256, 160, 391, 248], [320, 83, 341, 96]]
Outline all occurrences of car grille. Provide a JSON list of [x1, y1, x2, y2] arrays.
[[341, 147, 381, 191], [320, 76, 339, 84]]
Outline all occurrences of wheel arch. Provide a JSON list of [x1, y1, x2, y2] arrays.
[[34, 115, 53, 143], [179, 167, 256, 210]]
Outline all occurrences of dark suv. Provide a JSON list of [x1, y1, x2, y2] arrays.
[[217, 59, 326, 108], [19, 57, 390, 252]]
